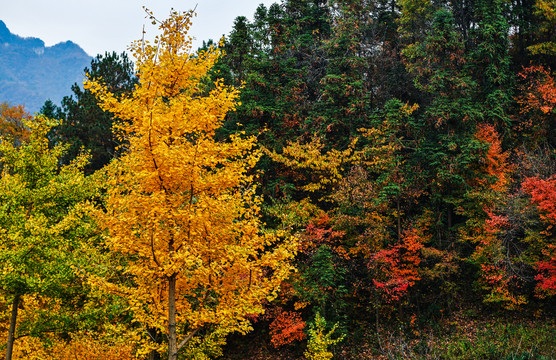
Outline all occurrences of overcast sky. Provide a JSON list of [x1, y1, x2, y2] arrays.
[[1, 0, 278, 57]]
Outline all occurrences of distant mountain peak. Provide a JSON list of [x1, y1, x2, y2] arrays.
[[47, 40, 89, 56], [0, 20, 45, 49], [0, 20, 14, 41], [0, 19, 92, 112]]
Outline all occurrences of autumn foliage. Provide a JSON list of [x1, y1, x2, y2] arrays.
[[0, 102, 30, 144], [523, 176, 556, 228], [523, 176, 556, 296], [268, 308, 306, 347], [535, 246, 556, 297], [369, 226, 425, 303], [85, 9, 295, 359], [474, 123, 511, 191], [518, 65, 556, 115], [5, 0, 556, 358], [516, 65, 556, 144]]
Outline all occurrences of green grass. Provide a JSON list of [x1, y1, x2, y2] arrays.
[[368, 317, 556, 360], [442, 321, 555, 360]]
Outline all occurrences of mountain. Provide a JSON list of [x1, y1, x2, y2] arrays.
[[0, 20, 92, 113]]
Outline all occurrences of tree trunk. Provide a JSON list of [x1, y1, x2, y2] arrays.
[[168, 274, 178, 360], [147, 327, 161, 360], [447, 205, 454, 245], [149, 348, 161, 360], [5, 294, 20, 360], [396, 195, 401, 242]]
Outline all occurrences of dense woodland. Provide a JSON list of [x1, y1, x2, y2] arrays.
[[1, 0, 556, 359]]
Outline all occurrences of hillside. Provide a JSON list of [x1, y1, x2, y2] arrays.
[[0, 20, 91, 112], [1, 2, 556, 359]]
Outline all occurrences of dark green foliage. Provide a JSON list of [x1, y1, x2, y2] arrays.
[[471, 0, 513, 127], [39, 99, 64, 120], [209, 4, 556, 352], [296, 245, 348, 322], [47, 52, 137, 171]]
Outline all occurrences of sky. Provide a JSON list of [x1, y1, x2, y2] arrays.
[[1, 0, 278, 57]]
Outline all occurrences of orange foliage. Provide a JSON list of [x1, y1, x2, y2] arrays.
[[536, 245, 556, 297], [268, 309, 306, 347], [477, 262, 526, 309], [11, 333, 135, 360], [515, 65, 556, 142], [485, 209, 511, 233], [368, 225, 426, 302], [522, 175, 556, 228], [302, 213, 345, 254], [517, 65, 556, 114], [0, 102, 31, 144], [522, 176, 556, 296], [470, 210, 526, 309], [474, 123, 511, 191]]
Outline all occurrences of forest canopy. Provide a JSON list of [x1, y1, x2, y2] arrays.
[[1, 0, 556, 359]]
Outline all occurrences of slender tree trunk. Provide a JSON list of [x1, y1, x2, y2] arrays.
[[149, 348, 161, 360], [447, 205, 453, 245], [396, 195, 401, 242], [168, 274, 178, 360], [148, 327, 161, 360], [5, 294, 20, 360]]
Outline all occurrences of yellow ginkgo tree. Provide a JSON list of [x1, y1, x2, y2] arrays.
[[85, 9, 296, 360]]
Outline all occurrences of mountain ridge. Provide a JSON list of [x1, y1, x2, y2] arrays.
[[0, 20, 92, 113]]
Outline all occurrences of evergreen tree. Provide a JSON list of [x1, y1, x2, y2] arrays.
[[48, 52, 137, 171]]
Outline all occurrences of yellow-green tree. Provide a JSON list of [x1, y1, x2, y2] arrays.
[[0, 116, 96, 360], [86, 9, 295, 360], [304, 312, 344, 360]]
